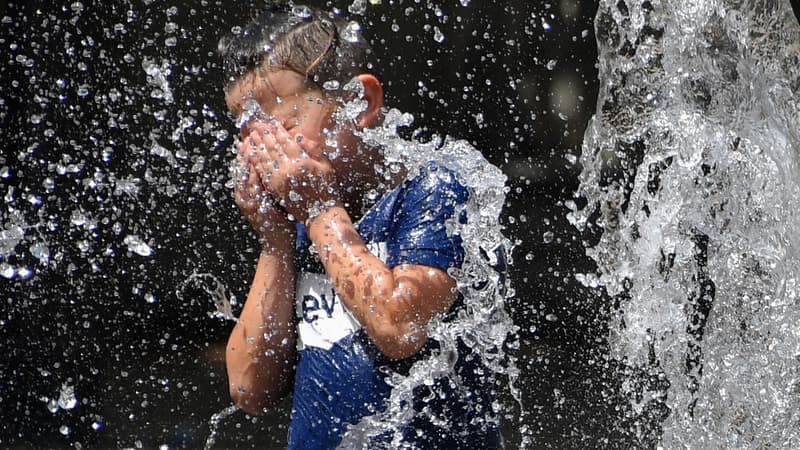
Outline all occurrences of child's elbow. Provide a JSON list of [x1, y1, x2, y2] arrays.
[[228, 379, 286, 415], [372, 324, 428, 360], [226, 355, 288, 415], [229, 379, 267, 415]]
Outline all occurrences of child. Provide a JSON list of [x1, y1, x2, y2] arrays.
[[218, 4, 502, 449]]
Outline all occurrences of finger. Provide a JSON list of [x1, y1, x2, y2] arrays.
[[236, 139, 258, 168], [264, 120, 300, 159], [233, 156, 259, 191], [248, 119, 270, 138], [246, 161, 262, 192], [260, 131, 288, 166], [234, 187, 257, 214], [238, 136, 260, 168], [232, 153, 247, 179], [296, 134, 319, 157]]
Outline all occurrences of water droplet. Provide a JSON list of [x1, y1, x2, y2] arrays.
[[123, 235, 153, 257], [348, 0, 367, 15], [433, 27, 445, 43], [292, 5, 312, 18], [322, 80, 340, 91], [46, 397, 59, 413], [142, 58, 173, 103], [26, 194, 41, 205], [70, 210, 88, 227], [0, 224, 24, 256], [341, 21, 362, 43], [77, 240, 90, 253], [58, 383, 78, 410], [30, 242, 50, 264]]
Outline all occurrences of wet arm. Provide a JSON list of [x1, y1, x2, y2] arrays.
[[307, 206, 456, 360], [226, 242, 297, 415]]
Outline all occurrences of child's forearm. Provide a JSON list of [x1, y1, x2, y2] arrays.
[[307, 206, 455, 360], [226, 244, 297, 414]]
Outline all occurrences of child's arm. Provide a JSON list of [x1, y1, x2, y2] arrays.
[[307, 207, 456, 360], [225, 142, 297, 415], [226, 245, 296, 414]]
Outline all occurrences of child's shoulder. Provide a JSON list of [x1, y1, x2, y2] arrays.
[[404, 160, 468, 198]]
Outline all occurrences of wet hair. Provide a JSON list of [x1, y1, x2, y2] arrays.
[[217, 3, 372, 90]]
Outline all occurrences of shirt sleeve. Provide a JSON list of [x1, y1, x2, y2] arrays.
[[386, 163, 469, 271]]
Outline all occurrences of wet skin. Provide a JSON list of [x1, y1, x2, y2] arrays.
[[223, 68, 458, 415]]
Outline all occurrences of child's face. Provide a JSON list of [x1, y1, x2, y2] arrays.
[[225, 69, 385, 210], [224, 69, 351, 163]]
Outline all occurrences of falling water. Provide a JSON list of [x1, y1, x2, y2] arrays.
[[178, 272, 238, 322], [203, 404, 239, 450], [571, 0, 800, 447], [330, 94, 517, 448]]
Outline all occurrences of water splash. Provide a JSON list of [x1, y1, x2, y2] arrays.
[[178, 272, 238, 322], [334, 85, 518, 448], [142, 57, 174, 104], [203, 404, 239, 450], [571, 0, 800, 446], [123, 234, 154, 257]]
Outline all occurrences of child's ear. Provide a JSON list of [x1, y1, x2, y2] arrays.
[[356, 74, 383, 129]]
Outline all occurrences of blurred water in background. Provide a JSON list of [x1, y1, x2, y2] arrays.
[[572, 0, 800, 447]]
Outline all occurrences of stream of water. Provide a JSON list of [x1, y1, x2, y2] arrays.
[[571, 0, 800, 446]]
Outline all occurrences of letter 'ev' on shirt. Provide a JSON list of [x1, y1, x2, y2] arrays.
[[295, 242, 388, 351]]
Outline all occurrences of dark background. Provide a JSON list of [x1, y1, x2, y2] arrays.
[[2, 0, 798, 448]]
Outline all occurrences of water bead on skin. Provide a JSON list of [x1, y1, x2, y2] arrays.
[[230, 158, 250, 185], [236, 97, 269, 129], [257, 195, 274, 215]]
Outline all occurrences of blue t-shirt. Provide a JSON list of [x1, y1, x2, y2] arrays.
[[287, 162, 501, 449]]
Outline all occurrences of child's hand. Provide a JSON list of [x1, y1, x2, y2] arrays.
[[232, 141, 294, 245], [244, 120, 340, 224]]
